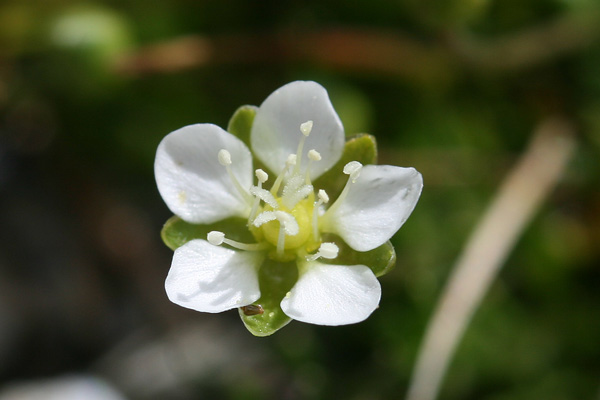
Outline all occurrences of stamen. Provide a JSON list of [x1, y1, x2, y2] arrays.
[[218, 149, 232, 166], [323, 161, 363, 219], [343, 161, 363, 182], [305, 149, 321, 183], [207, 231, 225, 245], [248, 169, 270, 224], [271, 154, 296, 195], [312, 189, 329, 240], [300, 120, 313, 136], [308, 149, 321, 161], [295, 120, 313, 173], [255, 169, 268, 184], [207, 231, 268, 251], [217, 149, 252, 204], [306, 242, 339, 261]]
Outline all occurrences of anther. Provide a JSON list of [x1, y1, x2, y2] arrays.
[[305, 149, 322, 183], [255, 169, 268, 184], [318, 189, 329, 204], [306, 242, 339, 262], [312, 189, 329, 240], [271, 154, 297, 195], [218, 149, 232, 166], [343, 161, 363, 182], [295, 121, 313, 173], [308, 149, 321, 161], [217, 149, 252, 204], [248, 169, 271, 224], [207, 231, 225, 245], [300, 120, 313, 137], [322, 161, 363, 222], [207, 230, 268, 251]]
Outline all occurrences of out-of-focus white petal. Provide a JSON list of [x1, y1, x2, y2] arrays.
[[280, 262, 381, 325], [251, 81, 345, 179], [323, 165, 423, 251], [155, 124, 252, 224], [165, 240, 262, 313]]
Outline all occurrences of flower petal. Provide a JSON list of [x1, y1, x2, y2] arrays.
[[323, 165, 423, 251], [280, 262, 381, 325], [251, 81, 345, 179], [155, 124, 253, 224], [165, 239, 263, 313]]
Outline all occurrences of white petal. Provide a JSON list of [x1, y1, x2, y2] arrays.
[[323, 165, 423, 251], [165, 240, 262, 313], [251, 81, 345, 179], [155, 124, 253, 224], [281, 262, 381, 325]]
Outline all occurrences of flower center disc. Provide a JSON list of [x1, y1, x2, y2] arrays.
[[261, 198, 313, 250]]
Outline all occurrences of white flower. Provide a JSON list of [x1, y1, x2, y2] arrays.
[[155, 81, 423, 328]]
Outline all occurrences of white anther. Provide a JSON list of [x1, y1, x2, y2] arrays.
[[308, 149, 321, 161], [306, 242, 339, 261], [343, 161, 363, 182], [207, 231, 225, 245], [286, 154, 297, 166], [255, 169, 268, 183], [318, 189, 329, 204], [343, 161, 363, 175], [218, 149, 232, 166], [318, 242, 339, 259], [300, 120, 313, 137]]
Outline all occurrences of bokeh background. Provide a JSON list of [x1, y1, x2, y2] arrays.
[[1, 1, 599, 399]]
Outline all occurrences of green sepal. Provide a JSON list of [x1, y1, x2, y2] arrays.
[[314, 134, 378, 201], [321, 233, 396, 278], [227, 105, 258, 148], [161, 215, 252, 251], [239, 258, 298, 337]]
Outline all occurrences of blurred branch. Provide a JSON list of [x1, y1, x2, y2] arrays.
[[116, 8, 600, 80], [406, 118, 576, 400], [450, 9, 600, 71], [115, 30, 453, 83]]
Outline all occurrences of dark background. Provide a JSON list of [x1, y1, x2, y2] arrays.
[[1, 0, 599, 399]]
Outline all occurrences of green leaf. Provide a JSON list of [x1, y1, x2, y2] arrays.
[[321, 233, 396, 277], [227, 105, 257, 148], [161, 215, 252, 251], [314, 134, 378, 201], [239, 258, 298, 337]]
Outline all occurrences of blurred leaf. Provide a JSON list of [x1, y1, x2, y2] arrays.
[[314, 134, 378, 201], [322, 233, 396, 277], [227, 105, 258, 147], [161, 215, 251, 250], [239, 258, 298, 337]]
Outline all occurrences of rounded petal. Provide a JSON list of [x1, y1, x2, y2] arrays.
[[323, 165, 423, 251], [281, 262, 381, 325], [165, 239, 262, 313], [251, 81, 345, 179], [155, 124, 253, 224]]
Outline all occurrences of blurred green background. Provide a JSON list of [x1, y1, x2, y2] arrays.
[[1, 0, 599, 399]]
